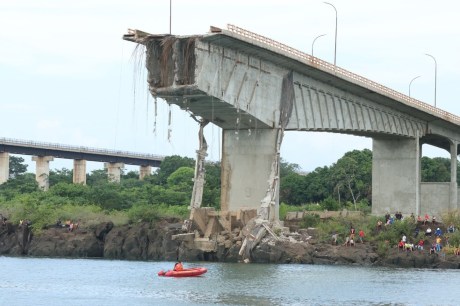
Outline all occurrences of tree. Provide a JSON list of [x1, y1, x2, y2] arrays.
[[9, 155, 28, 178], [203, 161, 221, 207], [304, 166, 334, 203], [331, 149, 372, 210], [334, 156, 360, 209], [280, 172, 306, 205], [87, 169, 108, 186], [88, 182, 130, 210], [48, 182, 89, 204], [0, 173, 39, 200], [167, 167, 194, 193], [122, 170, 139, 180], [421, 156, 450, 182], [49, 168, 73, 186], [155, 155, 195, 186], [280, 158, 300, 177]]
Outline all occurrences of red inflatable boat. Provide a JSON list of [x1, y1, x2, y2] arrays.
[[158, 267, 207, 277]]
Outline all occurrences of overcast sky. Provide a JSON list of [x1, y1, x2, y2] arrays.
[[1, 0, 459, 173]]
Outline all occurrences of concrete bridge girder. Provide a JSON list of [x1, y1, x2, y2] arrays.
[[288, 74, 427, 138], [146, 35, 429, 140], [424, 123, 460, 154]]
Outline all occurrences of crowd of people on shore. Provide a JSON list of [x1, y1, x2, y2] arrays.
[[55, 219, 80, 232], [386, 212, 460, 256], [331, 211, 460, 256]]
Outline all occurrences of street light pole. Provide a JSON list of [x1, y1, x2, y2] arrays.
[[169, 0, 172, 34], [312, 34, 327, 57], [409, 75, 421, 98], [425, 53, 437, 107], [324, 2, 337, 66]]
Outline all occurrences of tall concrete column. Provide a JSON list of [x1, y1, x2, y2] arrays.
[[221, 129, 279, 220], [372, 138, 420, 215], [415, 133, 421, 216], [73, 159, 87, 185], [139, 165, 152, 180], [104, 162, 124, 183], [0, 152, 9, 184], [450, 141, 458, 211], [32, 156, 54, 191]]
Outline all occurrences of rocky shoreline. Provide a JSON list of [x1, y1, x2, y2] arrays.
[[1, 219, 459, 269]]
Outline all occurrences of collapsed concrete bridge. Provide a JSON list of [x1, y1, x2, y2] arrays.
[[123, 25, 460, 250]]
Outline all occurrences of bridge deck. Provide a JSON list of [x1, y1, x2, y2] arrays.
[[0, 137, 163, 167], [124, 25, 460, 133]]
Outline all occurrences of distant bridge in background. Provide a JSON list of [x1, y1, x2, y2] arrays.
[[0, 137, 164, 190]]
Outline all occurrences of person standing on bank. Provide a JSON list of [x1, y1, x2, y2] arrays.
[[358, 229, 365, 243]]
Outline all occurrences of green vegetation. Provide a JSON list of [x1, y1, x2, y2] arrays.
[[0, 155, 218, 232], [0, 150, 457, 234]]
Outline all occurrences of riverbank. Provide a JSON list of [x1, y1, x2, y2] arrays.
[[1, 218, 459, 269]]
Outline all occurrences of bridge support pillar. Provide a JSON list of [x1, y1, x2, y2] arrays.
[[32, 156, 54, 191], [372, 138, 420, 216], [0, 152, 9, 184], [450, 141, 458, 211], [221, 129, 279, 221], [104, 162, 124, 183], [73, 159, 87, 185], [139, 165, 152, 180]]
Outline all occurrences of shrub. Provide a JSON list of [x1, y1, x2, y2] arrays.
[[279, 202, 303, 220], [355, 199, 371, 214], [316, 217, 349, 242], [321, 197, 340, 211], [447, 231, 460, 247], [127, 204, 161, 223], [377, 240, 391, 257], [300, 213, 320, 228], [374, 219, 416, 246]]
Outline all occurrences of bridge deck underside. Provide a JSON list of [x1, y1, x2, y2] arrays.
[[286, 80, 426, 139], [155, 86, 270, 130]]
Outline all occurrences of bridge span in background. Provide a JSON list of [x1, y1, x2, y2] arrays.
[[0, 137, 164, 190], [124, 24, 460, 220]]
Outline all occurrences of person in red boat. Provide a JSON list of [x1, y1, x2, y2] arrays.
[[173, 261, 184, 271]]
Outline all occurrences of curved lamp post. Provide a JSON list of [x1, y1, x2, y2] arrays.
[[425, 53, 437, 107], [409, 75, 421, 98], [324, 2, 337, 66], [312, 34, 327, 57]]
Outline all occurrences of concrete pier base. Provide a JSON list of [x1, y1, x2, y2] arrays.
[[139, 165, 152, 180], [450, 141, 458, 211], [372, 138, 420, 215], [104, 162, 124, 183], [32, 156, 54, 191], [0, 152, 9, 184], [73, 159, 87, 185], [221, 129, 279, 220]]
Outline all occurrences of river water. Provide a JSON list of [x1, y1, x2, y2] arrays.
[[0, 257, 458, 305]]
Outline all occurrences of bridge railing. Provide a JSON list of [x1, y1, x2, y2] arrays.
[[0, 137, 164, 161], [226, 24, 460, 125]]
